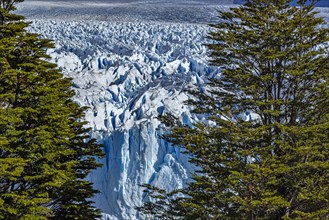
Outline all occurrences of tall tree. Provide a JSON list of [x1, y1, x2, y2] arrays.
[[0, 0, 104, 219], [139, 0, 329, 219]]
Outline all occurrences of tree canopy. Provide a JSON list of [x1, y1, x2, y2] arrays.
[[139, 0, 329, 219], [0, 0, 104, 219]]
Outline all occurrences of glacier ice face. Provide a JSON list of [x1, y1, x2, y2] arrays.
[[27, 20, 218, 219]]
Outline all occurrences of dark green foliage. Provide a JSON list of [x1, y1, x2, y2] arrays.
[[139, 0, 329, 219], [0, 0, 104, 219], [136, 184, 185, 219]]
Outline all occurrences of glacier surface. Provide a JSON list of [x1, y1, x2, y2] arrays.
[[18, 0, 234, 24], [27, 20, 218, 219]]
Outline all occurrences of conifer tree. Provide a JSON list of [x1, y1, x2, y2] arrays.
[[0, 0, 104, 219], [139, 0, 329, 219]]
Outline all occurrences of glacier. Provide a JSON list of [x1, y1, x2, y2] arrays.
[[19, 0, 329, 219], [27, 20, 219, 219], [18, 0, 233, 24]]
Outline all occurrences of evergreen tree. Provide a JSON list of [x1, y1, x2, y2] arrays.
[[0, 0, 104, 219], [139, 0, 329, 219]]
